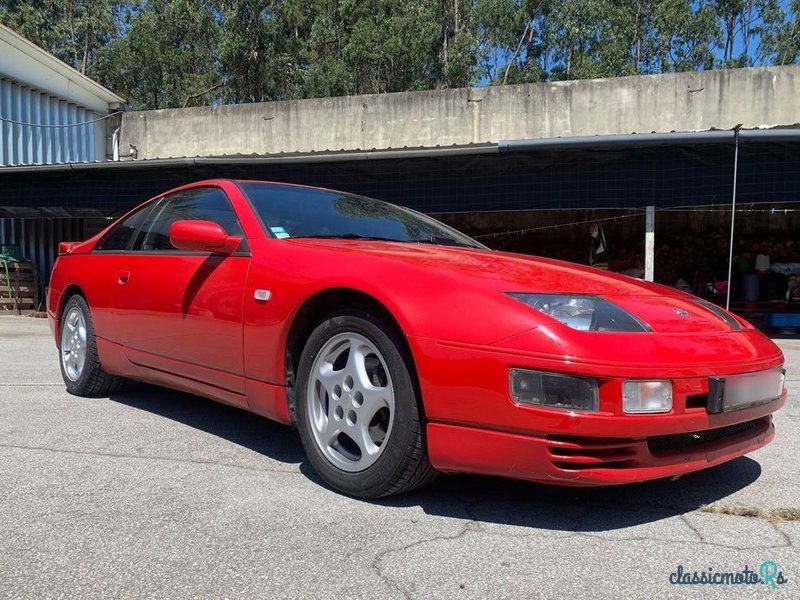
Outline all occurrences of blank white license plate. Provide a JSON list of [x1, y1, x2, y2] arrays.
[[708, 368, 785, 413]]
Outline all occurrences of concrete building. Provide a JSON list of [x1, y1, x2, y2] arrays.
[[119, 65, 800, 160]]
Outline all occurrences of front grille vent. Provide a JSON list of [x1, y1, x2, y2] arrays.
[[546, 435, 638, 470], [647, 419, 762, 454]]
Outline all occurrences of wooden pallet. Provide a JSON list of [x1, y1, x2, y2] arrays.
[[0, 260, 40, 314]]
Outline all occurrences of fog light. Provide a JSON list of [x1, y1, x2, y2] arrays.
[[510, 369, 598, 412], [623, 380, 672, 413]]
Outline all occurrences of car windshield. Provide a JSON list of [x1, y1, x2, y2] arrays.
[[239, 182, 485, 249]]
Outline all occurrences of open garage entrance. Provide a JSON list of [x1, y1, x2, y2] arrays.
[[2, 130, 799, 329]]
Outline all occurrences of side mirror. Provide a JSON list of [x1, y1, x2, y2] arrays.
[[169, 220, 242, 254]]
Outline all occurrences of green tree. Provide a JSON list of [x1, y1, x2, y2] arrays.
[[93, 0, 220, 109], [215, 1, 305, 103], [651, 0, 718, 72], [303, 0, 477, 96], [548, 0, 617, 79], [2, 0, 798, 109], [713, 0, 784, 67], [475, 0, 552, 84], [476, 0, 725, 83], [440, 1, 479, 88], [0, 0, 130, 75], [614, 0, 716, 74], [760, 0, 799, 64]]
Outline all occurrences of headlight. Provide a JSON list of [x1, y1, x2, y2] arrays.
[[507, 293, 650, 332], [510, 368, 599, 411], [623, 380, 673, 413]]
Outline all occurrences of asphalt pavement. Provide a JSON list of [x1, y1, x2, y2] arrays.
[[0, 316, 798, 599]]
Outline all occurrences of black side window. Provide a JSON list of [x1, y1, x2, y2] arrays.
[[132, 187, 243, 252], [94, 204, 153, 252]]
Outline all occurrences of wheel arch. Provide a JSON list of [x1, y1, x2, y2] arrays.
[[284, 287, 423, 421], [54, 284, 86, 345]]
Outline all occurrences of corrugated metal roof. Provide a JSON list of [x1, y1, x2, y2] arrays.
[[499, 125, 800, 151], [1, 78, 101, 166], [0, 143, 499, 172], [1, 126, 799, 173], [0, 24, 124, 107]]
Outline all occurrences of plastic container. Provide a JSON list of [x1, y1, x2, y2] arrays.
[[764, 312, 800, 328]]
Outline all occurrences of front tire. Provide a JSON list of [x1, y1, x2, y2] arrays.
[[295, 310, 437, 498], [59, 294, 124, 397]]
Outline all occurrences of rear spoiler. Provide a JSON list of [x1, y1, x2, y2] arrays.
[[58, 242, 81, 255]]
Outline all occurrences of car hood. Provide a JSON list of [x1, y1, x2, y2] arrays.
[[288, 239, 658, 295], [287, 239, 739, 335]]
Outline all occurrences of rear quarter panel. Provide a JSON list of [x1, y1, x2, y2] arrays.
[[48, 253, 118, 346]]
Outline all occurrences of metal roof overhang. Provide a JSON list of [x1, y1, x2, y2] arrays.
[[0, 24, 125, 112], [1, 127, 798, 174], [2, 128, 799, 218], [498, 128, 800, 151], [0, 144, 499, 173]]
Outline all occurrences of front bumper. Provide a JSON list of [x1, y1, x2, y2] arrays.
[[427, 415, 775, 486], [411, 332, 785, 486]]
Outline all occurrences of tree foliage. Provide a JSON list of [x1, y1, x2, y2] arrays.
[[91, 0, 219, 109], [761, 0, 800, 64], [0, 0, 130, 75], [1, 0, 797, 110]]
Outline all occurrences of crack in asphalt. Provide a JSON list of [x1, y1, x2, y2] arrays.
[[679, 513, 794, 551], [680, 513, 708, 544], [372, 519, 793, 595], [371, 497, 795, 596], [0, 443, 301, 475], [371, 520, 480, 600]]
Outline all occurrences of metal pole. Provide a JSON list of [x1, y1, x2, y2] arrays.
[[644, 205, 655, 282], [725, 128, 740, 311]]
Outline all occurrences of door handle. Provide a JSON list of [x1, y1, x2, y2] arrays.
[[115, 270, 130, 286]]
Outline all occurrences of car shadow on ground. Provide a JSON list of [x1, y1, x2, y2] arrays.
[[109, 383, 306, 465], [109, 383, 762, 533], [383, 459, 761, 532]]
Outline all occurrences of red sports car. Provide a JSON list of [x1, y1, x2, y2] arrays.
[[48, 179, 786, 497]]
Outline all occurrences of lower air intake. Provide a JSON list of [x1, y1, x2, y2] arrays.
[[647, 419, 763, 454]]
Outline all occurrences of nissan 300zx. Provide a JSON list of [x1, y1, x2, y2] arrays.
[[48, 179, 787, 497]]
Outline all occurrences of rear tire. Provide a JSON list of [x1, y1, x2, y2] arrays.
[[295, 309, 437, 498], [59, 294, 125, 397]]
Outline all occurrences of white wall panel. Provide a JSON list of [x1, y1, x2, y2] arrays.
[[0, 78, 99, 166]]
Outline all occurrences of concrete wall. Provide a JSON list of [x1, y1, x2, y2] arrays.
[[121, 65, 800, 160]]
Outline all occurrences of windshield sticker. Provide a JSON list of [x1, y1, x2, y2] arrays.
[[270, 226, 290, 239]]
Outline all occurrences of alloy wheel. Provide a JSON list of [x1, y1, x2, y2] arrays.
[[60, 306, 87, 382], [306, 332, 395, 472]]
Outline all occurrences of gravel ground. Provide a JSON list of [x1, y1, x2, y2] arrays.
[[0, 316, 797, 599]]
